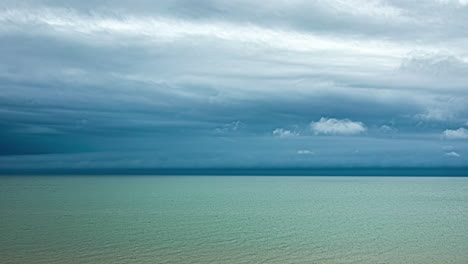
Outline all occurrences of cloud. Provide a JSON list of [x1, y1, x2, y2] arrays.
[[379, 125, 398, 134], [273, 128, 298, 138], [442, 145, 455, 151], [310, 118, 367, 135], [215, 121, 244, 133], [443, 128, 468, 139], [400, 53, 468, 77], [436, 0, 468, 6], [0, 7, 412, 58], [297, 150, 315, 155], [414, 96, 468, 122], [322, 0, 404, 19], [1, 1, 468, 169], [445, 151, 461, 157]]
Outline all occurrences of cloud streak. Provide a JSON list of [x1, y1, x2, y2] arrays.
[[445, 151, 461, 157], [0, 7, 416, 59], [297, 150, 314, 155]]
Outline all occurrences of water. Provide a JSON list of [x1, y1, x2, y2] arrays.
[[1, 176, 468, 264]]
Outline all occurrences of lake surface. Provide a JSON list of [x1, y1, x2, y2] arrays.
[[1, 176, 468, 263]]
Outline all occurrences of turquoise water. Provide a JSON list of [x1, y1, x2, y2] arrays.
[[1, 176, 468, 264]]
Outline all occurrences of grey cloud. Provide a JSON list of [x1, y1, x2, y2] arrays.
[[399, 53, 468, 78], [1, 1, 468, 169]]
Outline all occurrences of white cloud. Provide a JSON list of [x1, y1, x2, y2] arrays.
[[297, 150, 315, 155], [443, 128, 468, 139], [0, 8, 413, 58], [323, 0, 407, 21], [310, 118, 367, 135], [273, 128, 298, 137], [442, 145, 455, 151], [379, 125, 398, 134], [445, 151, 461, 157], [414, 96, 467, 122], [215, 121, 243, 133], [400, 53, 468, 77], [416, 108, 455, 121], [436, 0, 468, 6]]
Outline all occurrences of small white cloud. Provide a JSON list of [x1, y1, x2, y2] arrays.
[[310, 117, 366, 135], [379, 125, 398, 134], [227, 121, 242, 131], [445, 151, 461, 157], [443, 128, 468, 139], [442, 145, 455, 151], [297, 150, 314, 155], [273, 128, 298, 138], [215, 121, 243, 133]]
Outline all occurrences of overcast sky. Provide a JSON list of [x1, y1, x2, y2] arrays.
[[1, 0, 468, 170]]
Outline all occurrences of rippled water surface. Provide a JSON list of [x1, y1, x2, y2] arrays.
[[1, 176, 468, 263]]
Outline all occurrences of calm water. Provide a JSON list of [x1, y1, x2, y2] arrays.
[[1, 176, 468, 264]]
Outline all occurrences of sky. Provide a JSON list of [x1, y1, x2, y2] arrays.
[[1, 0, 468, 172]]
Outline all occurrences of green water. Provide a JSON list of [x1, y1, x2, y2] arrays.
[[1, 176, 468, 264]]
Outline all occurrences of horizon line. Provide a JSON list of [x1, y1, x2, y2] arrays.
[[1, 167, 467, 176]]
